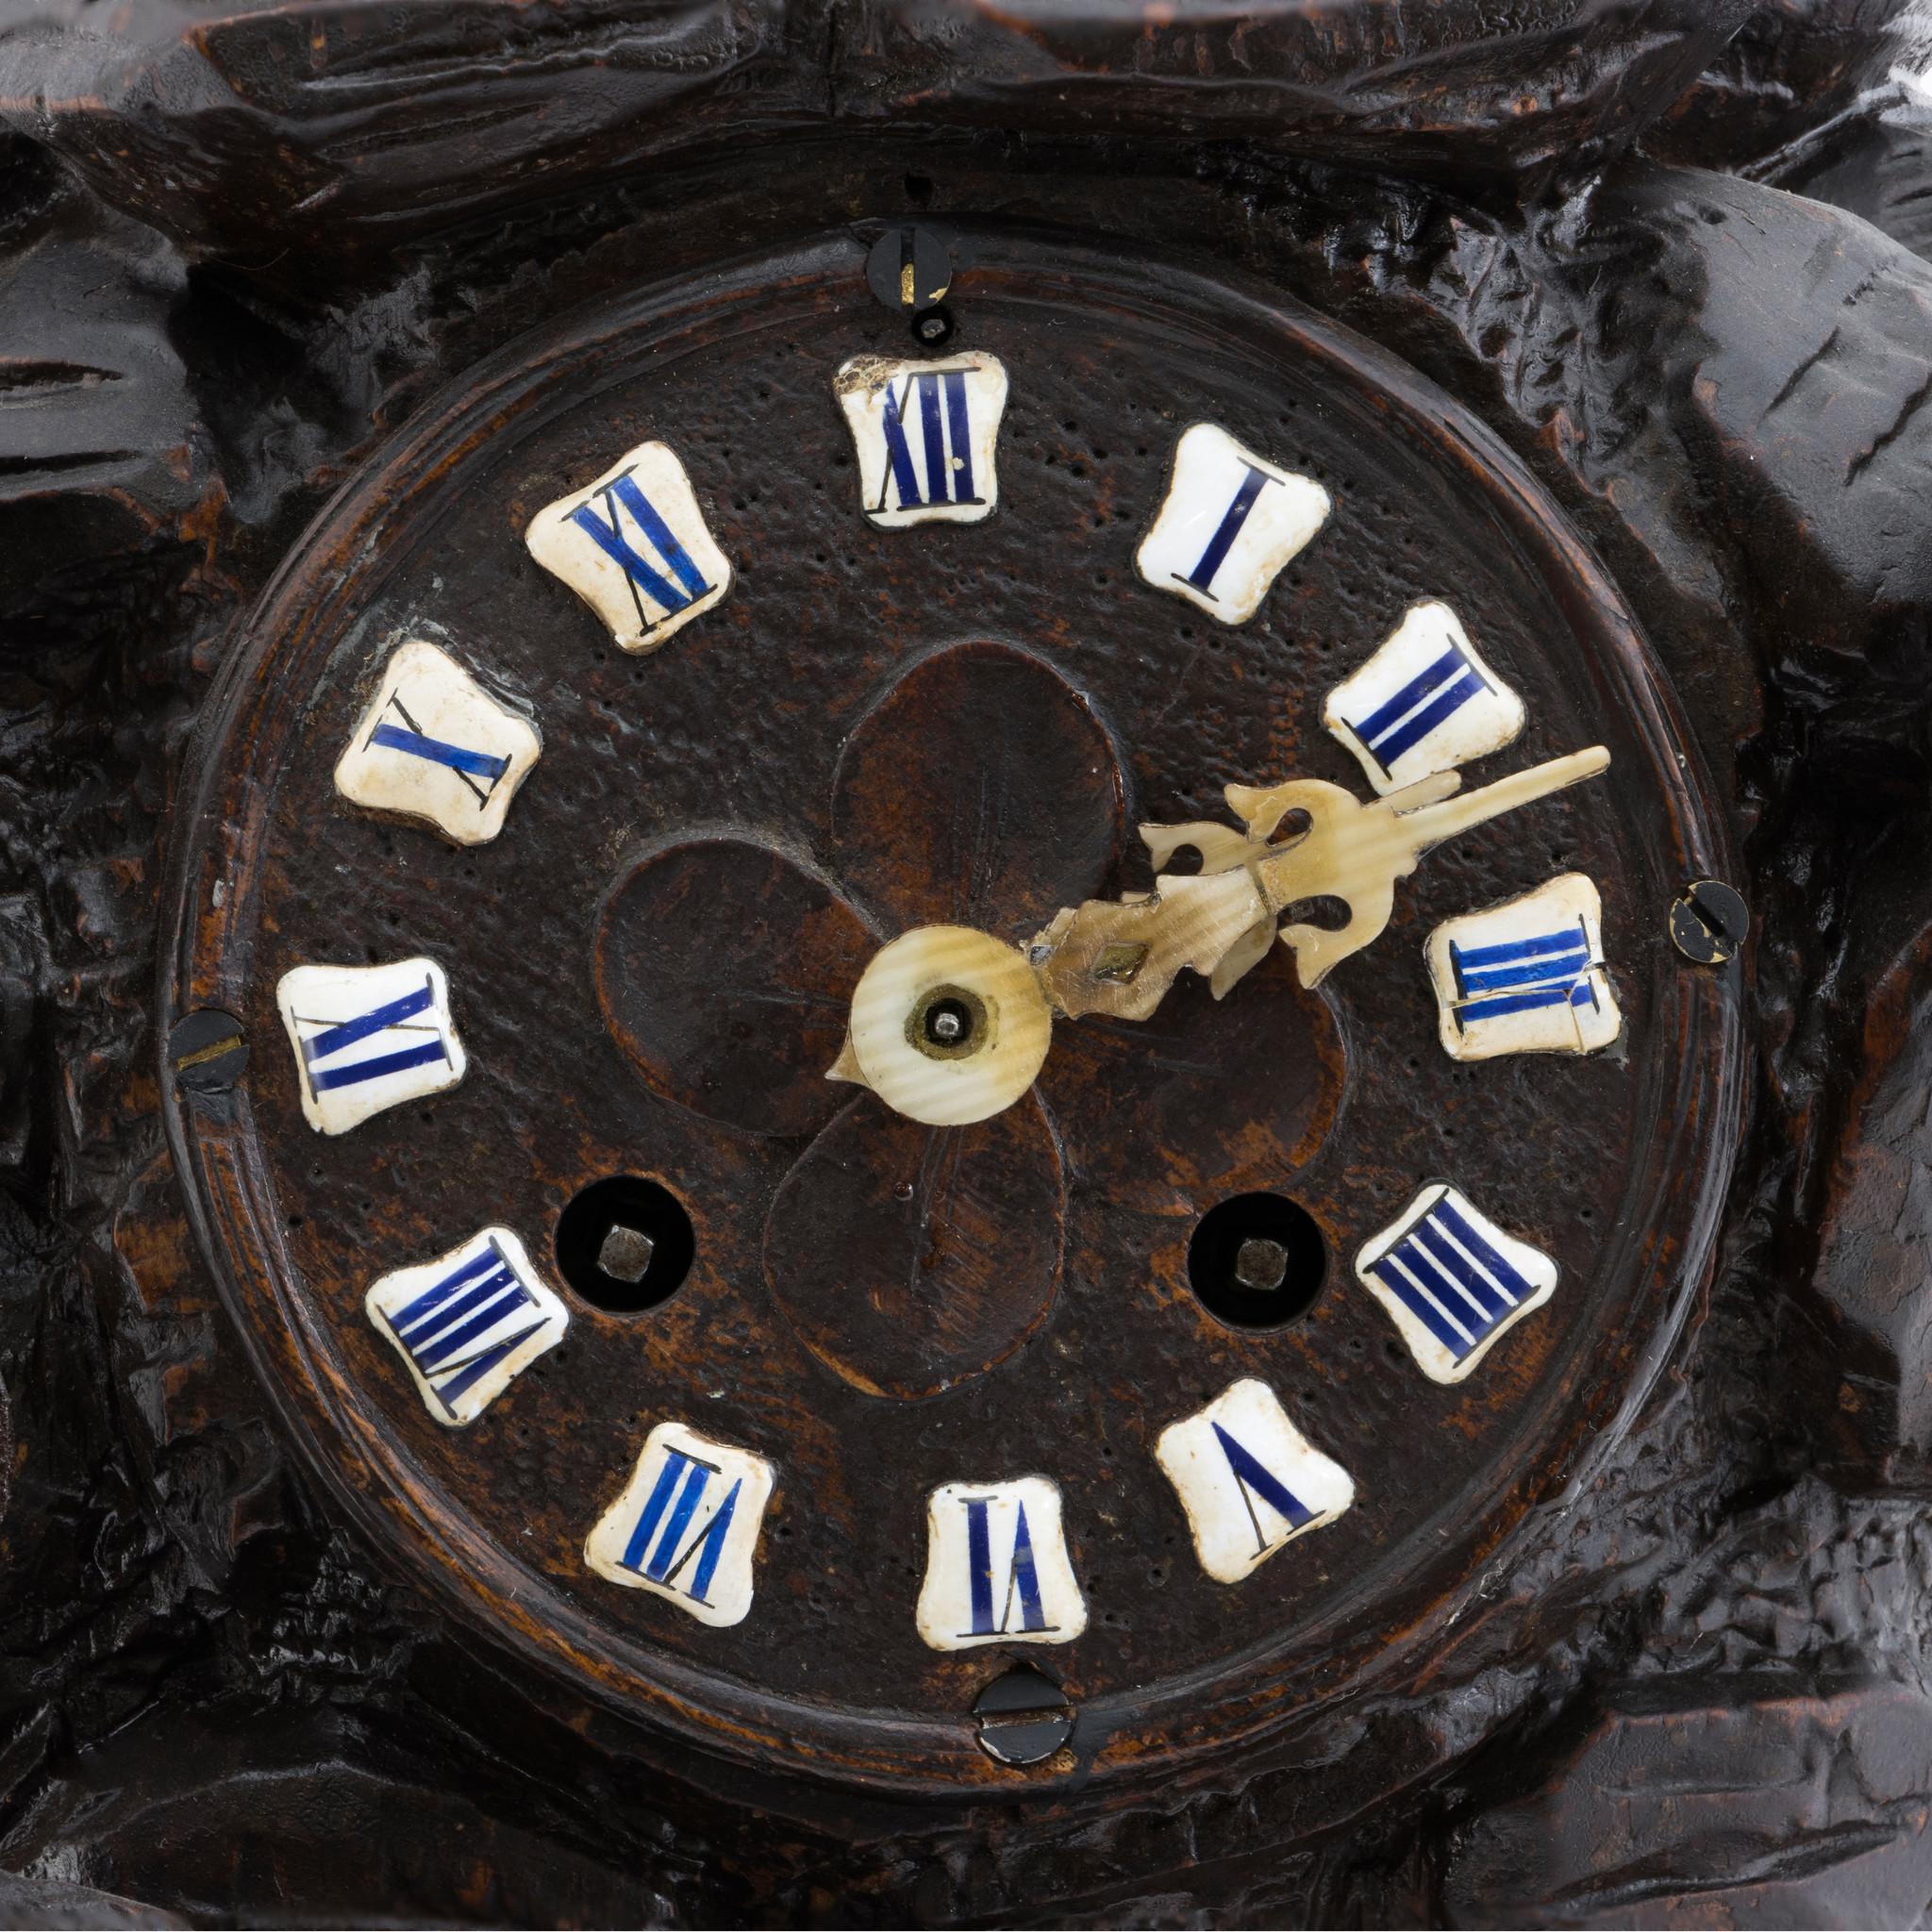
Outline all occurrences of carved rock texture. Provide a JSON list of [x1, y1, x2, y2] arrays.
[[0, 1, 1753, 287], [1445, 1679, 1932, 1928], [1, 0, 1931, 1924]]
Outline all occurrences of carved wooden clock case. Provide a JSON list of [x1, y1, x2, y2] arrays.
[[8, 2, 1932, 1924]]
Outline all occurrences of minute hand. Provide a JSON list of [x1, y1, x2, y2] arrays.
[[1031, 745, 1609, 1020], [1251, 745, 1610, 987]]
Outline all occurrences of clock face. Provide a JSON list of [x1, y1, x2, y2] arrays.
[[161, 229, 1740, 1792]]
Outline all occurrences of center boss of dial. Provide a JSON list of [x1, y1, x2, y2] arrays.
[[832, 926, 1052, 1126]]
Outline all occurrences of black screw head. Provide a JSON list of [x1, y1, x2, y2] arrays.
[[974, 1663, 1074, 1769], [169, 1008, 248, 1095], [865, 224, 952, 315], [1670, 879, 1749, 965]]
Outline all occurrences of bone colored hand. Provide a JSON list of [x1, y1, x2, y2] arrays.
[[1031, 746, 1609, 1021]]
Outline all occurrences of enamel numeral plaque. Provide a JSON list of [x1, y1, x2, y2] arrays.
[[274, 957, 466, 1135], [1426, 874, 1622, 1060], [1135, 422, 1330, 623], [1156, 1380, 1356, 1583], [365, 1226, 567, 1425], [1324, 600, 1525, 794], [916, 1477, 1087, 1651], [525, 441, 732, 652], [166, 228, 1739, 1793], [835, 351, 1008, 526], [334, 637, 541, 844], [1355, 1183, 1559, 1384]]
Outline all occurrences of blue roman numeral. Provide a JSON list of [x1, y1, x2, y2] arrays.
[[1449, 919, 1599, 1030], [569, 473, 713, 633], [1337, 634, 1493, 779], [876, 370, 982, 513], [1211, 1422, 1314, 1555], [1176, 462, 1274, 598], [296, 978, 449, 1095], [960, 1494, 1049, 1637], [366, 692, 509, 808], [618, 1447, 741, 1606], [375, 1237, 547, 1418], [1368, 1196, 1535, 1365]]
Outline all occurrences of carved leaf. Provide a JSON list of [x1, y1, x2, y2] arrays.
[[762, 1091, 1064, 1401], [830, 639, 1124, 942], [596, 833, 875, 1138]]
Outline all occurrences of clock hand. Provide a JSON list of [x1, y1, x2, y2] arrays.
[[828, 745, 1609, 1125], [1029, 746, 1610, 1021]]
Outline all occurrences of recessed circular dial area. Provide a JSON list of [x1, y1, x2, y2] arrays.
[[162, 226, 1736, 1793]]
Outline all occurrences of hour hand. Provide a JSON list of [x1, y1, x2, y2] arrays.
[[1026, 867, 1273, 1024]]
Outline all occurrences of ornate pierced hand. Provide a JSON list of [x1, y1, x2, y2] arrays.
[[828, 746, 1610, 1126]]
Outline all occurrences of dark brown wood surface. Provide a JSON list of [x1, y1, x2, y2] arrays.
[[3, 1, 1932, 1924]]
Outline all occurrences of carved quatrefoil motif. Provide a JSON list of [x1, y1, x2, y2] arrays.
[[595, 639, 1345, 1399]]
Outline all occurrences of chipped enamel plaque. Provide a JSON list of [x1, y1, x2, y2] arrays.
[[1135, 422, 1330, 623], [365, 1227, 566, 1426], [915, 1476, 1086, 1652], [1356, 1182, 1557, 1384], [1324, 601, 1525, 795], [525, 441, 732, 653], [834, 352, 1008, 527], [275, 957, 466, 1135], [333, 638, 540, 845], [1427, 874, 1621, 1061], [584, 1422, 774, 1628], [1155, 1379, 1355, 1584]]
